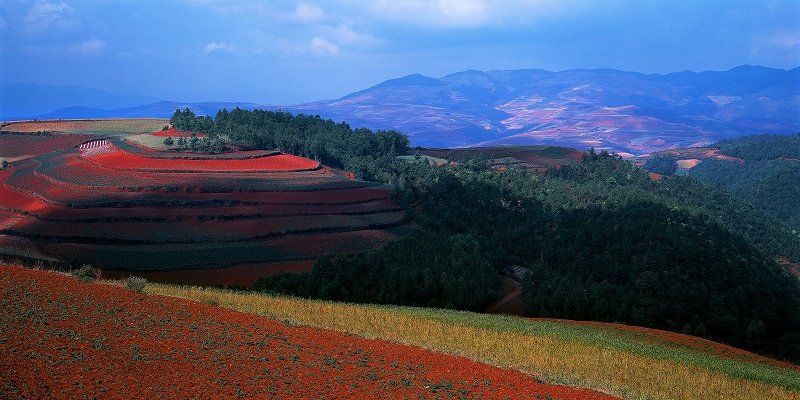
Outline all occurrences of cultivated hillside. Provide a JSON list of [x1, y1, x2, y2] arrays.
[[0, 119, 408, 283], [2, 264, 797, 400]]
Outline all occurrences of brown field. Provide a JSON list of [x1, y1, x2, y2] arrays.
[[420, 145, 583, 174], [1, 118, 169, 134]]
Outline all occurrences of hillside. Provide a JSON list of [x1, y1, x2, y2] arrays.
[[0, 264, 617, 399], [288, 66, 799, 154], [0, 119, 409, 284], [2, 264, 798, 400], [4, 115, 800, 363], [684, 134, 800, 232]]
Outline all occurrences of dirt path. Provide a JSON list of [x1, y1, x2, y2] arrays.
[[485, 276, 525, 315]]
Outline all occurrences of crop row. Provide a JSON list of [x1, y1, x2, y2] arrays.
[[87, 148, 321, 173], [1, 118, 168, 134], [38, 229, 401, 269], [34, 149, 368, 193], [0, 132, 95, 158], [6, 210, 406, 243]]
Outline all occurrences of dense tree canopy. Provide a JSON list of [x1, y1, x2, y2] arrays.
[[689, 133, 800, 231], [642, 153, 678, 175], [174, 108, 800, 362], [170, 107, 409, 181]]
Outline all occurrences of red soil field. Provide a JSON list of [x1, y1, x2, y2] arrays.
[[0, 131, 409, 273], [778, 258, 800, 283], [648, 172, 662, 181], [0, 265, 618, 399], [88, 149, 320, 172]]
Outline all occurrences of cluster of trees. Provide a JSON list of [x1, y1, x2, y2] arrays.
[[689, 133, 800, 231], [163, 133, 227, 153], [170, 107, 409, 181], [715, 133, 800, 161], [642, 153, 678, 175], [261, 148, 800, 360], [256, 233, 499, 311], [174, 107, 800, 361]]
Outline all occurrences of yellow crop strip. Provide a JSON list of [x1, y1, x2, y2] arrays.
[[145, 283, 800, 400], [2, 118, 168, 134]]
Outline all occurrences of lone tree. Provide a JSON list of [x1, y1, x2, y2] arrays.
[[163, 136, 175, 148]]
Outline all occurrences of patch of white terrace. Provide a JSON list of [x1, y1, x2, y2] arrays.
[[78, 140, 114, 157], [707, 95, 741, 106]]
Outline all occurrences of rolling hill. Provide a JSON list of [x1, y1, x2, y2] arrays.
[[0, 119, 408, 286], [288, 66, 799, 154]]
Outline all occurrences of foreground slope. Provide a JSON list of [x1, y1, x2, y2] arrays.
[[3, 265, 797, 399], [0, 264, 616, 399]]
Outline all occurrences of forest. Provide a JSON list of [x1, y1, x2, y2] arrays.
[[174, 108, 800, 362], [688, 133, 800, 231]]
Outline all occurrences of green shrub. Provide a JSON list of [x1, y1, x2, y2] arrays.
[[73, 264, 98, 283], [126, 276, 147, 293]]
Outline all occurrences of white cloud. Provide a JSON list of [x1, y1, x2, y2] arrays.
[[364, 0, 602, 27], [369, 0, 488, 27], [767, 30, 800, 50], [324, 23, 381, 46], [750, 29, 800, 63], [68, 37, 106, 55], [204, 41, 234, 54], [25, 1, 75, 32], [310, 36, 338, 56], [292, 3, 326, 23]]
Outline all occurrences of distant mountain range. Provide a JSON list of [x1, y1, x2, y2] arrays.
[[3, 65, 798, 155]]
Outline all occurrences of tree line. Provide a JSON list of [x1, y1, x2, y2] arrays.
[[173, 108, 800, 362], [689, 133, 800, 231], [170, 107, 409, 181]]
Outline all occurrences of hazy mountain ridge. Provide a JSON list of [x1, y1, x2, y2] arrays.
[[289, 66, 799, 154], [0, 83, 162, 119], [4, 66, 798, 155]]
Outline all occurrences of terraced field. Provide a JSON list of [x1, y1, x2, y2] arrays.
[[0, 121, 409, 285]]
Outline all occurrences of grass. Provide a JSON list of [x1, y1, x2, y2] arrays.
[[1, 118, 169, 135], [396, 154, 449, 165], [144, 283, 800, 400], [125, 133, 171, 149]]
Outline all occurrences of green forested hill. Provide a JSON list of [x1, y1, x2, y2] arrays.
[[174, 108, 800, 362], [688, 133, 800, 231]]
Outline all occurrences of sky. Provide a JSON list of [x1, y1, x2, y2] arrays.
[[1, 0, 799, 105]]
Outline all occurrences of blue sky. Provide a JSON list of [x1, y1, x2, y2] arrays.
[[1, 0, 798, 105]]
